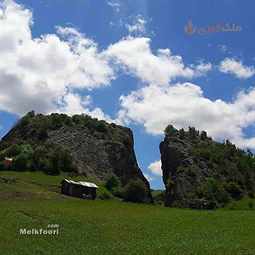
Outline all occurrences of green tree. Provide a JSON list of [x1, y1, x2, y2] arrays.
[[188, 127, 198, 139], [13, 144, 34, 171], [105, 175, 120, 194], [200, 130, 207, 140], [225, 182, 243, 199], [122, 179, 148, 203], [164, 125, 177, 136], [179, 128, 185, 139]]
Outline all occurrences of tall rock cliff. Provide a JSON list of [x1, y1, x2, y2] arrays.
[[160, 125, 255, 209], [0, 111, 152, 202]]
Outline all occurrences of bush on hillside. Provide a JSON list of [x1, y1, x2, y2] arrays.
[[105, 175, 121, 196], [0, 142, 76, 175], [152, 190, 165, 205], [122, 179, 148, 203], [50, 147, 74, 173], [97, 186, 114, 200], [164, 125, 177, 137], [196, 178, 230, 207], [12, 144, 34, 171], [200, 130, 207, 140], [224, 182, 243, 199]]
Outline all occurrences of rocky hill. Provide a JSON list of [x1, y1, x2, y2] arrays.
[[0, 111, 152, 202], [160, 125, 255, 209]]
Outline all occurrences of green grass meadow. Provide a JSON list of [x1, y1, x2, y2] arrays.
[[0, 171, 255, 255]]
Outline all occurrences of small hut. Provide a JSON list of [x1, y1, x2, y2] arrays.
[[3, 157, 13, 169], [61, 179, 98, 200]]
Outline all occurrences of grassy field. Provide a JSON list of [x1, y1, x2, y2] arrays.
[[0, 171, 255, 255]]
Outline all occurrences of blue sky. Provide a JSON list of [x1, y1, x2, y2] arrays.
[[1, 0, 255, 189]]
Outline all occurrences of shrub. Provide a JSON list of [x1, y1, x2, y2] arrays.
[[248, 201, 254, 209], [72, 114, 83, 125], [13, 144, 34, 171], [13, 153, 31, 171], [95, 121, 107, 133], [196, 178, 230, 207], [225, 182, 243, 199], [122, 179, 148, 203], [97, 186, 114, 200], [188, 127, 199, 139], [192, 147, 211, 160], [200, 131, 207, 140], [50, 113, 66, 129], [32, 146, 49, 170], [179, 128, 185, 139], [152, 190, 165, 205], [32, 144, 75, 175], [51, 147, 74, 173], [105, 175, 120, 195], [164, 125, 177, 137]]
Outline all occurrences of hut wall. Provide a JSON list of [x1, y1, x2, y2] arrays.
[[61, 181, 97, 199]]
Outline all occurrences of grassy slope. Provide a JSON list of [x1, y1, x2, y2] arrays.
[[0, 171, 255, 255]]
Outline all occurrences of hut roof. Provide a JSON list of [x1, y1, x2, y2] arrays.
[[64, 179, 98, 188], [4, 157, 13, 161]]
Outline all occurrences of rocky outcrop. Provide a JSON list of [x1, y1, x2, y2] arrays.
[[160, 125, 255, 209], [0, 111, 152, 202]]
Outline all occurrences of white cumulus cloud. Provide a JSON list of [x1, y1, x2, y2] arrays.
[[219, 58, 255, 79], [118, 82, 255, 149], [148, 160, 162, 176], [0, 0, 114, 119], [194, 62, 212, 75], [106, 37, 211, 86], [57, 93, 113, 122]]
